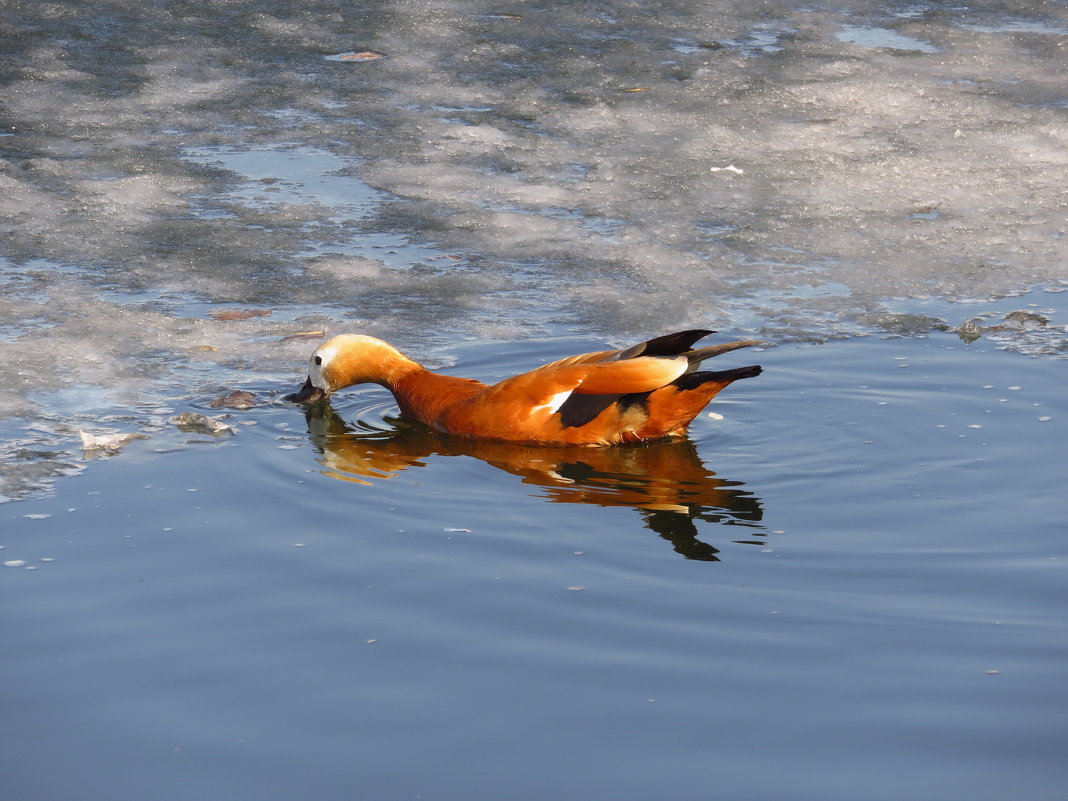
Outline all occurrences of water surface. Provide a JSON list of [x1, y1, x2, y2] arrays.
[[4, 332, 1066, 801]]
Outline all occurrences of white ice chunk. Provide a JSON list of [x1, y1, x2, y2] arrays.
[[79, 431, 149, 452], [171, 413, 235, 435]]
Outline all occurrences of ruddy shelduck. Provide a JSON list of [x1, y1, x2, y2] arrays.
[[287, 329, 763, 446]]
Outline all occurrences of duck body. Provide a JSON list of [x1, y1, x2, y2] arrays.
[[287, 330, 762, 446]]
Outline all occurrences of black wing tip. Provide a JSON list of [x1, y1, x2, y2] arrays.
[[639, 329, 717, 357], [673, 365, 762, 390]]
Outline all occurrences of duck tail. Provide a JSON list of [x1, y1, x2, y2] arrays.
[[673, 365, 762, 390], [633, 363, 762, 440], [684, 340, 764, 368]]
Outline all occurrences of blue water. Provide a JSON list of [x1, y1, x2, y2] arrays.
[[3, 335, 1065, 801]]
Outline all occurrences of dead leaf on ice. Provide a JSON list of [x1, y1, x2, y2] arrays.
[[208, 390, 258, 409], [209, 309, 272, 321], [329, 51, 386, 62]]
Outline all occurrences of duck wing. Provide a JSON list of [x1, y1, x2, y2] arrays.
[[547, 330, 764, 430], [535, 329, 717, 369], [537, 329, 763, 371], [483, 354, 691, 407]]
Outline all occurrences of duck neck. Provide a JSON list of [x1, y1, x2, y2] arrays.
[[375, 355, 422, 391], [388, 367, 485, 427]]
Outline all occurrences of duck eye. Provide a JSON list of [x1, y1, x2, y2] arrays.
[[314, 355, 322, 366]]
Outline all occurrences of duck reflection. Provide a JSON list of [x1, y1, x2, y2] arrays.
[[299, 403, 765, 561]]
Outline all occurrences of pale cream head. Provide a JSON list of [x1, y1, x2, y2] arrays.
[[307, 334, 414, 394]]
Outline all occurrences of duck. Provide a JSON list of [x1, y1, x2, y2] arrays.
[[286, 329, 763, 446]]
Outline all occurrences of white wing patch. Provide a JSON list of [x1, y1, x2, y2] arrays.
[[534, 389, 573, 414]]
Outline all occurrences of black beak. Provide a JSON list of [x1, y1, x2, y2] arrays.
[[285, 376, 327, 404]]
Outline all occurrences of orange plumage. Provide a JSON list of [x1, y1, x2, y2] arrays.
[[286, 330, 763, 446]]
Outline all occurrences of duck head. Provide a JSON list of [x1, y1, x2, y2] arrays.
[[286, 334, 417, 403]]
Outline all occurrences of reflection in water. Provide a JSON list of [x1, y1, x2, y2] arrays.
[[300, 403, 765, 561]]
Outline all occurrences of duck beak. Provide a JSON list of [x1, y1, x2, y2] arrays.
[[285, 376, 327, 404]]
